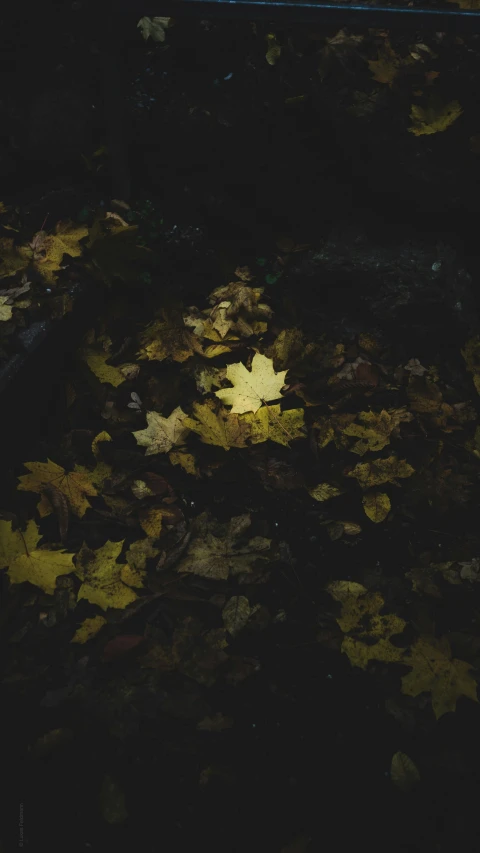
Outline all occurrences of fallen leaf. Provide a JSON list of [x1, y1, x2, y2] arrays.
[[75, 539, 138, 610], [215, 353, 287, 414], [138, 315, 203, 362], [401, 636, 478, 719], [368, 39, 402, 86], [0, 296, 13, 321], [362, 490, 391, 523], [137, 15, 172, 41], [222, 595, 254, 636], [408, 100, 462, 135], [184, 401, 251, 451], [125, 537, 159, 575], [342, 409, 413, 456], [0, 518, 75, 594], [133, 407, 190, 455], [17, 459, 97, 518], [266, 33, 281, 65], [390, 752, 421, 792], [71, 615, 107, 643], [308, 483, 344, 502], [176, 512, 271, 581], [327, 581, 407, 669], [82, 349, 127, 387], [169, 450, 200, 477], [345, 455, 415, 489]]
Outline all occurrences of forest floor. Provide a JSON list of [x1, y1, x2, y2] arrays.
[[2, 9, 480, 853]]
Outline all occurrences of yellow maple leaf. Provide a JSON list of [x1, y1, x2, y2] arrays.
[[408, 100, 462, 136], [327, 581, 407, 669], [31, 221, 88, 285], [75, 539, 138, 610], [401, 636, 478, 719], [183, 401, 251, 451], [342, 409, 412, 456], [215, 353, 287, 414], [71, 615, 107, 644], [133, 406, 190, 455], [82, 349, 126, 387], [346, 455, 415, 489], [362, 490, 391, 523], [247, 404, 306, 446], [17, 459, 97, 518], [265, 327, 304, 371], [0, 518, 75, 593]]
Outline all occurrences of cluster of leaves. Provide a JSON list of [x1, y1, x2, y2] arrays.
[[0, 203, 162, 367], [3, 219, 480, 729]]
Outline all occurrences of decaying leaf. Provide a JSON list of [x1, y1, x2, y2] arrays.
[[133, 407, 190, 455], [17, 459, 97, 518], [342, 408, 413, 456], [138, 314, 203, 362], [0, 518, 75, 594], [183, 401, 251, 451], [401, 636, 478, 719], [327, 581, 407, 669], [368, 39, 402, 86], [137, 16, 172, 42], [75, 539, 139, 610], [345, 455, 415, 489], [169, 450, 200, 476], [362, 491, 391, 523], [125, 537, 160, 576], [176, 512, 271, 581], [222, 595, 257, 636], [0, 221, 87, 284], [308, 483, 344, 502], [184, 399, 304, 451], [408, 100, 462, 136], [390, 752, 421, 792], [265, 327, 304, 371]]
